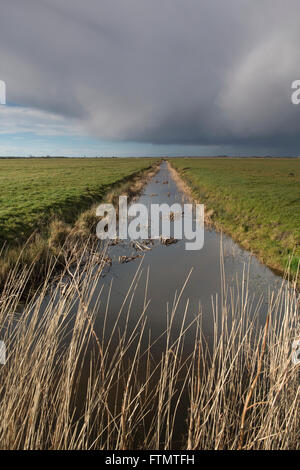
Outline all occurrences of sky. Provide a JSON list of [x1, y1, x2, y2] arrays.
[[1, 0, 300, 157]]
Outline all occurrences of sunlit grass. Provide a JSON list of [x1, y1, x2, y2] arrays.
[[169, 158, 300, 281], [0, 158, 157, 244]]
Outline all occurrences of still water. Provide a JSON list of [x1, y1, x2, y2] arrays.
[[93, 161, 286, 348]]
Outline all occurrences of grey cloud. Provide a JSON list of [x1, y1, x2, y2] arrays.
[[1, 0, 300, 153]]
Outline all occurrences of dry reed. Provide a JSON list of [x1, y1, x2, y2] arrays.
[[0, 240, 298, 450]]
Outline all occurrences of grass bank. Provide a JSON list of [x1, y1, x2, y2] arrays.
[[0, 157, 158, 244], [0, 157, 159, 293], [168, 158, 300, 284]]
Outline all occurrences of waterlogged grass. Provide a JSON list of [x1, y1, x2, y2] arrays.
[[0, 157, 156, 244], [169, 158, 300, 279]]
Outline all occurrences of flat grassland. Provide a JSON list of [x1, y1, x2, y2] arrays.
[[169, 158, 300, 278], [0, 157, 156, 245]]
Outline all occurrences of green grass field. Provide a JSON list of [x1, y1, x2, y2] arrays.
[[169, 158, 300, 278], [0, 157, 156, 245]]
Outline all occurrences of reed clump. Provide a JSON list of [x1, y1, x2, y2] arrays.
[[0, 244, 298, 450]]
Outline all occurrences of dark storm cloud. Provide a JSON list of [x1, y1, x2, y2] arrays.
[[1, 0, 300, 151]]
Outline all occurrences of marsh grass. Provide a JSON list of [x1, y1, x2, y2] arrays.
[[0, 241, 298, 450]]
